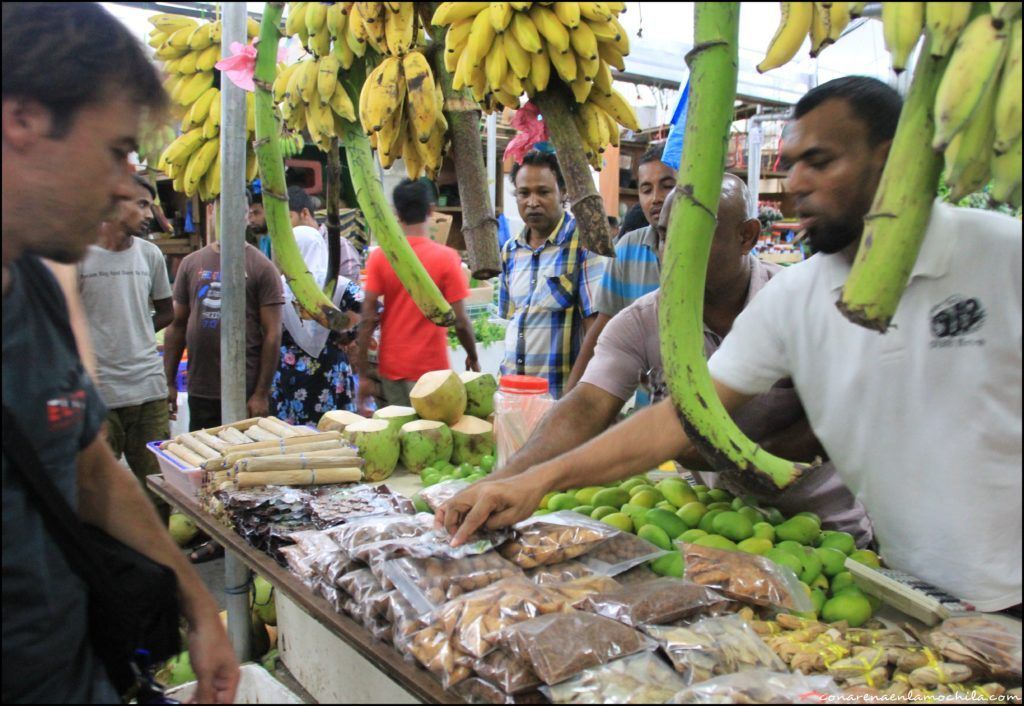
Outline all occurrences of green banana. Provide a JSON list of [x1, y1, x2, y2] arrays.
[[254, 4, 350, 332], [994, 18, 1022, 154], [944, 77, 998, 201], [838, 50, 952, 331], [659, 2, 810, 491], [990, 137, 1022, 205]]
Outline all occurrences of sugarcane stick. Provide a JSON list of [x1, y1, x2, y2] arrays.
[[258, 417, 300, 438], [176, 434, 221, 461], [193, 430, 230, 453], [235, 468, 363, 488], [165, 442, 205, 468], [203, 417, 263, 433], [233, 447, 360, 470], [244, 425, 280, 442], [237, 454, 363, 474], [219, 427, 251, 445], [222, 430, 343, 453], [290, 424, 318, 436], [163, 448, 195, 469], [209, 439, 355, 470]]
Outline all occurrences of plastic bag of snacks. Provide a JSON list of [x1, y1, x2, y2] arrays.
[[407, 620, 476, 689], [578, 533, 670, 576], [667, 668, 841, 703], [499, 512, 620, 569], [544, 576, 623, 607], [542, 651, 687, 704], [451, 677, 547, 705], [680, 542, 813, 612], [924, 614, 1022, 683], [363, 528, 511, 588], [498, 612, 653, 685], [307, 483, 413, 527], [642, 614, 786, 685], [386, 590, 426, 658], [327, 513, 434, 559], [574, 578, 730, 627], [336, 568, 384, 604], [383, 552, 523, 616], [615, 564, 661, 586], [525, 560, 596, 585], [417, 479, 470, 512], [473, 648, 544, 695]]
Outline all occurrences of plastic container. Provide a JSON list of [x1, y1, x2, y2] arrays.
[[165, 663, 303, 704], [493, 375, 554, 470], [147, 440, 203, 496]]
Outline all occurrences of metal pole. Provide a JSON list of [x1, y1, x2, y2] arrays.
[[219, 1, 252, 663], [485, 112, 498, 214]]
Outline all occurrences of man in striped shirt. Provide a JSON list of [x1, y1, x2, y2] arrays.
[[498, 151, 606, 399]]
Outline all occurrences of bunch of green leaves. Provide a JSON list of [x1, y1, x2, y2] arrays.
[[448, 313, 507, 349]]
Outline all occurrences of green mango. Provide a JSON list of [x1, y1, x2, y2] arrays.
[[574, 486, 605, 506], [830, 571, 856, 596], [590, 505, 618, 521], [678, 529, 709, 544], [651, 551, 684, 577], [692, 534, 738, 552], [574, 504, 595, 516], [752, 522, 776, 542], [637, 524, 673, 551], [707, 488, 733, 503], [644, 508, 689, 539], [765, 548, 803, 575], [676, 502, 708, 529], [656, 478, 698, 508], [776, 540, 806, 557], [849, 549, 882, 568], [601, 512, 634, 533], [775, 516, 821, 545], [815, 547, 848, 577], [591, 487, 631, 508], [547, 492, 579, 511], [798, 548, 823, 584], [736, 537, 773, 555], [698, 509, 725, 533], [711, 511, 755, 542]]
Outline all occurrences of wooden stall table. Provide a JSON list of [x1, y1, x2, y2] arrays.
[[148, 475, 451, 704]]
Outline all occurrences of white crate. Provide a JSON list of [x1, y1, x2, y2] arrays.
[[166, 663, 304, 704], [147, 440, 203, 496]]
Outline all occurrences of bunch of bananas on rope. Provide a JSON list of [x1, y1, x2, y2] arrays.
[[432, 1, 640, 169], [273, 56, 357, 152], [286, 1, 428, 59], [757, 2, 866, 72]]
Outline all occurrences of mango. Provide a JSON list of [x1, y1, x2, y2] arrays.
[[706, 502, 733, 512], [590, 505, 618, 521], [678, 528, 708, 544], [764, 506, 786, 526], [707, 488, 733, 503], [821, 591, 872, 627], [620, 502, 649, 520], [677, 502, 708, 529], [574, 505, 595, 516], [752, 522, 776, 542], [644, 508, 689, 539], [692, 534, 738, 551], [655, 501, 678, 513], [830, 571, 856, 595], [711, 511, 755, 542], [698, 509, 725, 533], [547, 492, 579, 511], [810, 588, 827, 616], [765, 548, 803, 575], [849, 549, 882, 569], [736, 537, 773, 555], [628, 483, 657, 497], [591, 487, 630, 508], [738, 506, 762, 525], [574, 486, 605, 506], [798, 548, 823, 584], [630, 489, 661, 509], [775, 516, 821, 545], [651, 551, 684, 577], [776, 540, 806, 557], [601, 512, 633, 533], [815, 547, 848, 577], [657, 478, 698, 508], [638, 524, 673, 551]]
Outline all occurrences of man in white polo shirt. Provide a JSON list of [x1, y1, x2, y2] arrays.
[[437, 77, 1022, 614]]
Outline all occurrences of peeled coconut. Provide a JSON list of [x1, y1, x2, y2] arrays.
[[409, 370, 467, 425], [459, 372, 498, 418], [373, 405, 418, 433], [168, 512, 198, 547], [400, 420, 453, 473], [450, 415, 495, 466], [317, 409, 366, 433], [344, 418, 400, 481]]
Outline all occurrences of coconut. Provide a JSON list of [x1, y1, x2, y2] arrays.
[[168, 512, 198, 547], [409, 370, 467, 425], [400, 420, 453, 473], [344, 418, 400, 481], [459, 372, 498, 418], [317, 409, 366, 433], [450, 415, 495, 466], [372, 405, 418, 433], [251, 574, 276, 626]]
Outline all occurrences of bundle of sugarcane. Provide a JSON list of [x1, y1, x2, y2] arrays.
[[234, 467, 364, 488], [234, 451, 362, 474]]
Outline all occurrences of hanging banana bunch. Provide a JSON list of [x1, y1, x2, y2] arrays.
[[432, 0, 638, 169], [150, 14, 260, 201]]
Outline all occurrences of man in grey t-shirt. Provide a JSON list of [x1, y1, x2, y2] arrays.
[[79, 176, 173, 514]]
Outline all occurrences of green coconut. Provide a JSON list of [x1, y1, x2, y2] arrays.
[[251, 574, 276, 626], [409, 370, 467, 425], [344, 418, 400, 481], [317, 409, 366, 433], [459, 371, 498, 418], [450, 415, 495, 466], [399, 419, 453, 473], [168, 512, 198, 547], [372, 405, 418, 433]]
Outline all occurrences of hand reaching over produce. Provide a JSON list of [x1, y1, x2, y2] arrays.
[[184, 612, 240, 704], [436, 476, 547, 547]]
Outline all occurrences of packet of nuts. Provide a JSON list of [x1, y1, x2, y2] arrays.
[[326, 512, 435, 559], [923, 614, 1022, 683], [418, 479, 471, 512], [575, 578, 731, 627], [383, 552, 523, 616], [579, 532, 671, 576], [680, 542, 813, 612], [499, 511, 621, 569], [642, 614, 787, 685], [498, 612, 654, 685], [525, 560, 597, 585], [542, 651, 687, 704], [473, 648, 544, 695], [667, 668, 841, 704], [361, 527, 511, 588]]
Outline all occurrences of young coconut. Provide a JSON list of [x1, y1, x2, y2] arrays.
[[399, 420, 453, 473], [409, 369, 467, 425], [317, 409, 366, 433], [344, 418, 400, 481], [459, 371, 498, 418], [450, 415, 495, 466], [372, 405, 418, 433]]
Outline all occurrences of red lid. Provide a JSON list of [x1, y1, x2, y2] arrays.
[[499, 375, 549, 394]]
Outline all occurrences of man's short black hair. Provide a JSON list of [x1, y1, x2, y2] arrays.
[[619, 202, 648, 236], [287, 184, 315, 215], [247, 189, 263, 206], [132, 174, 156, 200], [509, 150, 566, 192], [794, 76, 903, 146], [639, 143, 666, 167], [392, 179, 434, 225]]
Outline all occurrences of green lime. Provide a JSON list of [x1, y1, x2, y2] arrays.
[[677, 502, 708, 529], [590, 505, 618, 521], [479, 454, 496, 472]]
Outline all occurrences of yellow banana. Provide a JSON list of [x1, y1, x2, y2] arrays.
[[933, 14, 1010, 149], [609, 16, 630, 54], [245, 91, 255, 135], [305, 1, 328, 36], [332, 29, 357, 68], [490, 1, 514, 32], [307, 98, 336, 147], [809, 2, 833, 57], [211, 20, 223, 44], [167, 24, 195, 50], [469, 64, 488, 102], [577, 50, 599, 81], [349, 2, 369, 39], [346, 17, 369, 56], [202, 96, 221, 140], [576, 102, 603, 151], [162, 127, 206, 167], [925, 2, 972, 57], [177, 51, 199, 75], [584, 17, 619, 43], [944, 78, 998, 200], [298, 58, 321, 106], [597, 40, 626, 70], [403, 51, 437, 143], [415, 116, 447, 174], [452, 47, 472, 91], [485, 39, 509, 92], [360, 3, 389, 53], [384, 2, 415, 55], [828, 2, 851, 41], [196, 44, 221, 72], [570, 20, 599, 59], [285, 60, 307, 111], [178, 71, 214, 106], [246, 16, 260, 38], [327, 2, 346, 38], [579, 1, 612, 23], [445, 17, 474, 54], [286, 1, 309, 36], [592, 58, 613, 94], [377, 100, 406, 164], [881, 1, 925, 72], [601, 106, 620, 147], [183, 137, 220, 196], [465, 10, 498, 67], [588, 86, 640, 131], [402, 129, 425, 179], [510, 12, 544, 54], [509, 2, 533, 11], [500, 70, 524, 97], [362, 55, 404, 133], [530, 5, 571, 53], [186, 22, 214, 52], [148, 30, 169, 49], [274, 63, 299, 103], [569, 58, 593, 102], [330, 80, 357, 121], [606, 1, 626, 14], [547, 41, 578, 81], [309, 24, 332, 57], [503, 31, 533, 78], [431, 2, 491, 26], [554, 2, 582, 28], [183, 87, 219, 130], [148, 13, 197, 34], [991, 2, 1023, 21], [246, 144, 258, 182], [317, 54, 341, 105], [994, 18, 1022, 153], [849, 2, 867, 18], [990, 137, 1022, 204]]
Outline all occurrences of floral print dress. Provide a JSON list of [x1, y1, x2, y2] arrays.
[[271, 280, 363, 426]]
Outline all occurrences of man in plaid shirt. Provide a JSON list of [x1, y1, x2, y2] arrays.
[[498, 151, 606, 399]]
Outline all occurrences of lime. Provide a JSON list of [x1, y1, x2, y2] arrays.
[[601, 512, 634, 533], [679, 528, 709, 544], [711, 511, 755, 542], [677, 502, 708, 529], [478, 454, 496, 472], [815, 547, 848, 577], [590, 505, 618, 521], [821, 591, 873, 627]]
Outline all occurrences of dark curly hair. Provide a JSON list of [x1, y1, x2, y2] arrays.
[[509, 150, 565, 192]]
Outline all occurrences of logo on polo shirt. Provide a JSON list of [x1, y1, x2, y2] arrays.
[[930, 295, 986, 348]]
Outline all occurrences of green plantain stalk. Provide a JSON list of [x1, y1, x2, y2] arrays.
[[323, 140, 343, 299], [254, 2, 348, 331], [659, 2, 811, 490], [338, 72, 456, 328], [837, 42, 952, 331]]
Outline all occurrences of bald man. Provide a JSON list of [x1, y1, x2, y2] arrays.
[[441, 176, 872, 542]]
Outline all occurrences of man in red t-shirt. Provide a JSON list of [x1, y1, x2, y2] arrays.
[[355, 179, 479, 410]]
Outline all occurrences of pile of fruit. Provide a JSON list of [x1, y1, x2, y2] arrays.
[[533, 476, 883, 626]]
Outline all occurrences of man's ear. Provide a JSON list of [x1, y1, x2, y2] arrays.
[[739, 219, 761, 252], [871, 138, 893, 177], [2, 97, 56, 151]]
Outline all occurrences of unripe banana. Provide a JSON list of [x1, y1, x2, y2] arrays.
[[990, 137, 1022, 204], [326, 2, 346, 39], [317, 54, 341, 105], [490, 1, 514, 33], [431, 1, 491, 26], [510, 12, 544, 54], [881, 1, 924, 73], [554, 2, 582, 29], [503, 31, 533, 78], [994, 18, 1022, 154], [530, 5, 571, 53], [332, 29, 357, 69], [991, 2, 1023, 21], [944, 78, 998, 200], [384, 2, 415, 55], [933, 14, 1010, 150], [529, 48, 552, 91], [925, 2, 972, 57]]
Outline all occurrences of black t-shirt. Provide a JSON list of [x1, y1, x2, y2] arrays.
[[2, 254, 114, 703]]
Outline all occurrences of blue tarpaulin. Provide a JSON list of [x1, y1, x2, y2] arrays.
[[661, 78, 690, 171]]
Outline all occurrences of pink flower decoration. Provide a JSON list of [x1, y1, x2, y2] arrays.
[[283, 351, 296, 366], [503, 102, 549, 165], [215, 40, 290, 93]]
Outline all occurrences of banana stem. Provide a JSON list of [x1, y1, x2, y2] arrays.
[[431, 28, 501, 280], [324, 140, 342, 299], [254, 2, 348, 331], [659, 2, 810, 490], [533, 87, 615, 257], [338, 76, 456, 328], [837, 43, 953, 331]]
